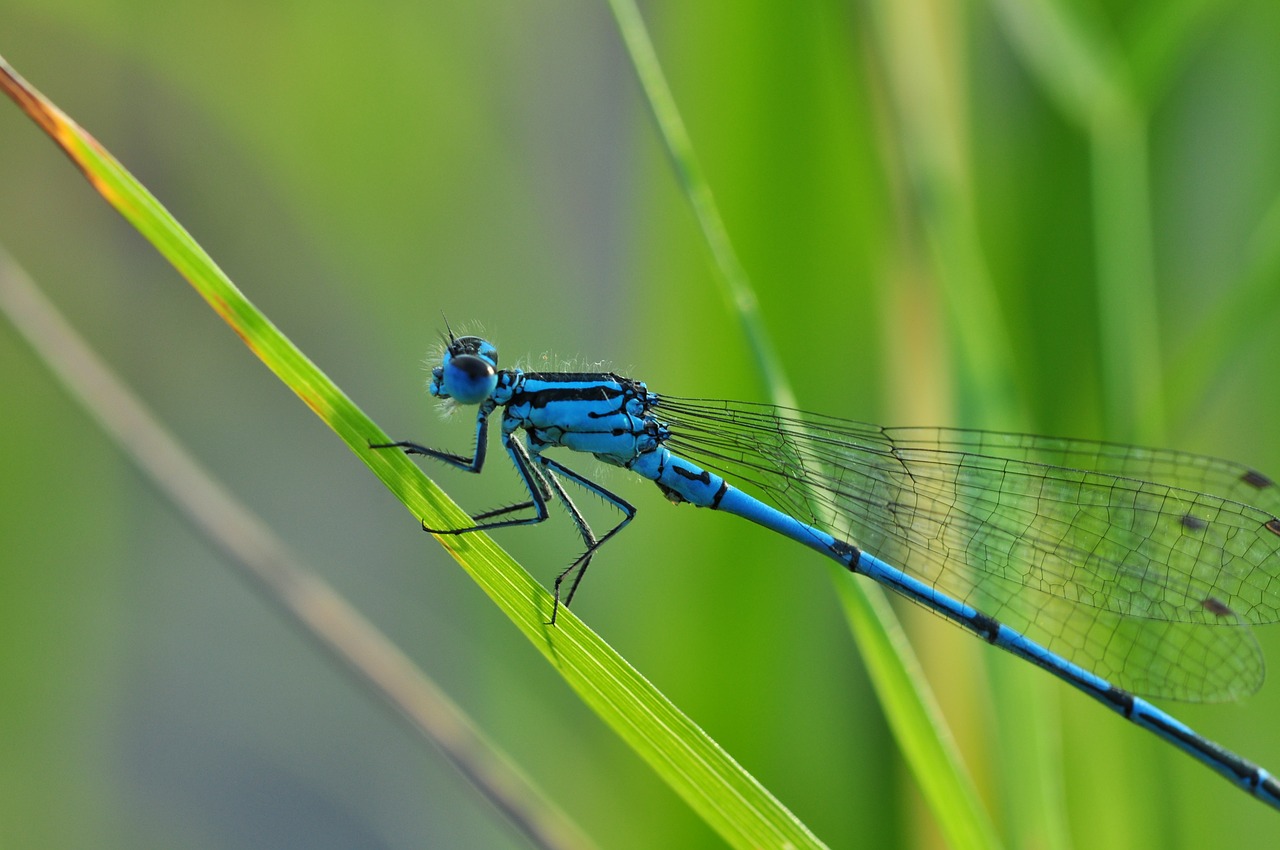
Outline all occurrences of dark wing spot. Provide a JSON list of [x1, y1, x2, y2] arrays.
[[1202, 597, 1234, 618], [1266, 518, 1280, 536], [1179, 514, 1208, 531], [1241, 469, 1275, 489]]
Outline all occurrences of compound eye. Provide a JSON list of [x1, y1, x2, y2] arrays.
[[442, 354, 498, 404], [451, 336, 499, 370]]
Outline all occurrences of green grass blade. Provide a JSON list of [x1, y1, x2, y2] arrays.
[[606, 5, 1002, 848], [0, 54, 825, 850], [0, 247, 595, 850], [987, 0, 1165, 440], [1165, 192, 1280, 423]]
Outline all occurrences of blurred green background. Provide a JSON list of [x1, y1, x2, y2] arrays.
[[4, 1, 1280, 847]]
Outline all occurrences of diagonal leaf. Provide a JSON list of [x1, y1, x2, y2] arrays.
[[0, 55, 824, 850], [0, 247, 595, 850]]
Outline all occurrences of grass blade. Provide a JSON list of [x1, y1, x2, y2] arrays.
[[606, 4, 1002, 848], [0, 54, 824, 850], [0, 246, 595, 850]]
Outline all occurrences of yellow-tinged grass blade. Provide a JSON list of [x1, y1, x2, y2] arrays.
[[0, 248, 596, 850], [0, 55, 825, 850]]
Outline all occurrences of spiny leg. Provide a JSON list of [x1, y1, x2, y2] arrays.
[[467, 461, 555, 523], [416, 434, 554, 535], [537, 456, 637, 624], [371, 419, 556, 533], [470, 501, 537, 522], [533, 464, 599, 623], [371, 414, 635, 623], [369, 398, 495, 473]]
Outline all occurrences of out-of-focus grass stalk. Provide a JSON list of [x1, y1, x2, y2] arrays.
[[1166, 193, 1280, 424], [986, 0, 1180, 843], [602, 0, 795, 408], [865, 1, 1069, 847], [1090, 109, 1163, 442], [607, 3, 1003, 848], [987, 0, 1164, 442], [865, 0, 1020, 422], [0, 248, 596, 850]]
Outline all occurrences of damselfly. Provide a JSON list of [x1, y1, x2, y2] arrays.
[[372, 329, 1280, 811]]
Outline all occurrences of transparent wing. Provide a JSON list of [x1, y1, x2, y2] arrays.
[[658, 397, 1280, 702]]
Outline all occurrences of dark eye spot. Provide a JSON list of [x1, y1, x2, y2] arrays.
[[454, 355, 495, 380]]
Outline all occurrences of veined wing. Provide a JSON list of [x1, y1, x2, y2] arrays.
[[657, 396, 1280, 702]]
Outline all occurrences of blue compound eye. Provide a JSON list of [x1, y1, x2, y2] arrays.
[[432, 336, 499, 404], [441, 354, 497, 403], [458, 336, 497, 362]]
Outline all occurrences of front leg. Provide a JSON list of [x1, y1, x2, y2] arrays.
[[369, 399, 495, 473]]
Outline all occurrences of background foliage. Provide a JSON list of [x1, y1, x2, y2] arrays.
[[3, 1, 1280, 847]]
